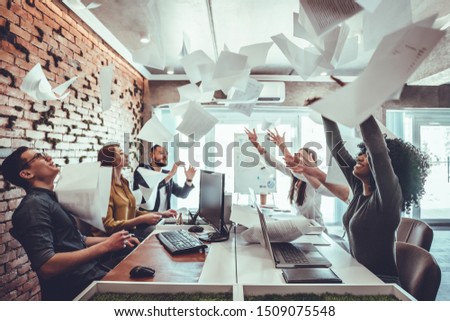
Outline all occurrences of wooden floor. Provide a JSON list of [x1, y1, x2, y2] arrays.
[[430, 229, 450, 301]]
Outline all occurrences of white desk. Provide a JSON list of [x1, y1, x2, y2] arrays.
[[144, 209, 383, 286], [235, 225, 383, 285]]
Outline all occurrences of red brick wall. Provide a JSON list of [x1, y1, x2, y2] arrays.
[[0, 0, 145, 300]]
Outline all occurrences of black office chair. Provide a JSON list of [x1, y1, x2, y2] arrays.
[[396, 241, 441, 301], [397, 217, 433, 251]]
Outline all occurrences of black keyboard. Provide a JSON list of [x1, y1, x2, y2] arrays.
[[273, 243, 310, 264], [156, 229, 207, 255]]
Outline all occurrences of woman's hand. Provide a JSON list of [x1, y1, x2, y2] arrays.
[[267, 128, 285, 147], [159, 209, 177, 218], [245, 127, 265, 154], [244, 127, 258, 144], [141, 213, 162, 225]]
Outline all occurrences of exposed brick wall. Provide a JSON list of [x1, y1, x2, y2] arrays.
[[0, 0, 145, 300]]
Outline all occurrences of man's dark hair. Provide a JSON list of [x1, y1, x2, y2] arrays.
[[149, 144, 162, 154], [0, 146, 31, 190]]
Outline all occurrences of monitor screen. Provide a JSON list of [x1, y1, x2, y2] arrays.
[[198, 170, 225, 232]]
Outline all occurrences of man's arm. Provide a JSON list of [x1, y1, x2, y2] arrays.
[[39, 231, 138, 279]]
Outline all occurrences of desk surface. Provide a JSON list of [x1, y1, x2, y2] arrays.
[[103, 213, 382, 286]]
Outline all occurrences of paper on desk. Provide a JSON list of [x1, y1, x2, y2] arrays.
[[271, 33, 322, 80], [230, 204, 259, 228], [362, 0, 412, 51], [20, 64, 77, 102], [55, 162, 111, 232], [241, 216, 314, 245], [238, 42, 273, 68], [310, 25, 445, 127], [137, 115, 174, 144], [298, 0, 362, 37], [99, 64, 114, 111], [180, 50, 215, 85], [176, 102, 219, 140]]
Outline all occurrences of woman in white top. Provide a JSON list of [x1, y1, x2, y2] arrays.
[[245, 128, 339, 228]]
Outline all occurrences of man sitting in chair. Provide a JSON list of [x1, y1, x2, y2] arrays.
[[0, 147, 139, 300]]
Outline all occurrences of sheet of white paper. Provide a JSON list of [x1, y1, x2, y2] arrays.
[[333, 34, 359, 67], [356, 0, 382, 13], [293, 12, 323, 49], [325, 153, 349, 186], [261, 118, 281, 131], [131, 41, 166, 70], [177, 83, 201, 102], [131, 188, 143, 205], [180, 50, 215, 84], [137, 116, 174, 144], [136, 167, 167, 191], [206, 51, 249, 93], [179, 32, 191, 57], [230, 204, 259, 228], [226, 78, 263, 103], [139, 185, 153, 202], [272, 33, 322, 80], [170, 101, 190, 117], [310, 25, 445, 127], [99, 64, 114, 111], [362, 0, 412, 51], [21, 63, 74, 102], [227, 103, 255, 117], [55, 162, 111, 232], [298, 0, 362, 37], [176, 102, 219, 140], [52, 76, 78, 97], [241, 216, 313, 245], [238, 42, 273, 68]]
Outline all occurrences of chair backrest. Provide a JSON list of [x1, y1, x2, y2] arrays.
[[397, 217, 433, 251], [396, 241, 441, 301]]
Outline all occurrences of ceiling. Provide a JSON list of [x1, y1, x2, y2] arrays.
[[65, 0, 450, 85]]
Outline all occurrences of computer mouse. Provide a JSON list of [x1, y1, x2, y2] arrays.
[[188, 225, 204, 233], [129, 266, 155, 278]]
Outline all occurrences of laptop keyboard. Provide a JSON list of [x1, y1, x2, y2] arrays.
[[156, 229, 207, 255], [273, 243, 310, 264]]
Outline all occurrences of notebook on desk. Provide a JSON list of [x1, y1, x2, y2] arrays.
[[249, 188, 331, 269], [282, 268, 342, 283]]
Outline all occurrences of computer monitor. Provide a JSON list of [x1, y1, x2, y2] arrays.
[[197, 169, 229, 242]]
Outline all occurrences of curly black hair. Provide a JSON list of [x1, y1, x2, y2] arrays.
[[357, 137, 430, 213]]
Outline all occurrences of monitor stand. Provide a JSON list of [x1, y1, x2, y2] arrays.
[[198, 231, 228, 242], [198, 223, 229, 242]]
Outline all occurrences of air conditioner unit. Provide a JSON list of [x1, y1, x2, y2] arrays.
[[257, 81, 285, 103]]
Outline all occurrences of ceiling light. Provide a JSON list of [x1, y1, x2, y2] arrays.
[[139, 33, 150, 44], [320, 72, 328, 76], [166, 68, 174, 75]]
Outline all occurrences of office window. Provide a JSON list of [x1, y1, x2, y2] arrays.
[[387, 109, 450, 224], [155, 106, 349, 225]]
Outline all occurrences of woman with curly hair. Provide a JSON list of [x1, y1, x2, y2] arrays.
[[319, 114, 430, 283]]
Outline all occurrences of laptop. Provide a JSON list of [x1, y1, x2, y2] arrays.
[[249, 188, 332, 269]]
